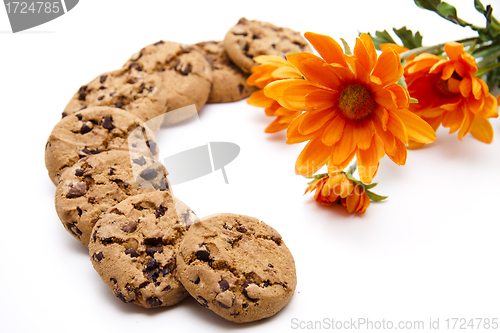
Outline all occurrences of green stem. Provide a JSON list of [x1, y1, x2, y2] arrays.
[[477, 48, 500, 68], [399, 37, 481, 61]]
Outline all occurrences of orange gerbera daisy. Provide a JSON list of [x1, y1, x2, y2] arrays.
[[247, 56, 303, 133], [404, 42, 499, 143], [265, 32, 436, 183], [304, 173, 370, 214]]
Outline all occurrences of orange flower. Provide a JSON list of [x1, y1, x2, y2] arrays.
[[247, 56, 303, 133], [404, 42, 498, 143], [304, 173, 370, 214], [265, 32, 436, 183]]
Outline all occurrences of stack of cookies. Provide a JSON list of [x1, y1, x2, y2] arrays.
[[45, 17, 308, 323]]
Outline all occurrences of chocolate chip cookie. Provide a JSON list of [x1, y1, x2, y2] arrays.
[[122, 41, 213, 114], [63, 68, 168, 129], [194, 40, 256, 103], [224, 18, 312, 73], [55, 150, 171, 246], [45, 106, 158, 185], [176, 213, 297, 323], [89, 191, 199, 308]]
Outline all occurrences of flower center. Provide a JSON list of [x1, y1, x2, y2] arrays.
[[338, 83, 376, 121], [434, 72, 462, 97]]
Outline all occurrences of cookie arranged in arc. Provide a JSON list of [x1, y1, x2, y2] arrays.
[[122, 41, 213, 114], [89, 191, 199, 308], [63, 68, 168, 128], [45, 106, 158, 185], [224, 17, 312, 73], [194, 40, 257, 103], [176, 213, 297, 323], [55, 150, 171, 246]]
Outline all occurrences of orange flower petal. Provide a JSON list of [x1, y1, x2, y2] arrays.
[[373, 117, 396, 155], [286, 113, 317, 144], [345, 191, 362, 213], [304, 32, 348, 67], [459, 77, 471, 98], [458, 109, 474, 140], [380, 43, 409, 53], [373, 105, 389, 130], [264, 79, 317, 111], [470, 114, 494, 143], [298, 108, 337, 135], [354, 120, 376, 150], [294, 57, 344, 89], [371, 49, 403, 86], [295, 137, 331, 177], [305, 88, 339, 110], [321, 114, 346, 146], [330, 121, 357, 165], [385, 83, 410, 109], [328, 149, 357, 175], [444, 42, 464, 62], [247, 90, 274, 107], [390, 108, 436, 143], [441, 63, 455, 80], [353, 35, 375, 73], [405, 54, 441, 74], [386, 138, 407, 165], [357, 135, 384, 183], [360, 33, 378, 65], [265, 118, 289, 133], [442, 108, 464, 134], [386, 111, 408, 144]]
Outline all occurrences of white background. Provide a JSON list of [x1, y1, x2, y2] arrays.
[[1, 0, 499, 332]]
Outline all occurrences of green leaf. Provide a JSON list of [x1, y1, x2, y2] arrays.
[[414, 0, 441, 11], [363, 182, 378, 190], [366, 189, 389, 202], [474, 0, 486, 14], [476, 61, 500, 78], [367, 30, 396, 50], [410, 97, 419, 103], [393, 26, 423, 49], [437, 2, 466, 25], [341, 38, 352, 56]]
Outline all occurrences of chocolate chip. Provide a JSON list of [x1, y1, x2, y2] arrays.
[[67, 182, 86, 198], [125, 249, 139, 257], [147, 268, 159, 280], [146, 247, 163, 256], [236, 225, 247, 233], [122, 220, 137, 233], [66, 222, 82, 237], [217, 300, 232, 309], [158, 178, 168, 191], [193, 276, 200, 284], [242, 280, 258, 300], [75, 113, 83, 120], [76, 207, 82, 216], [268, 263, 274, 268], [61, 112, 67, 118], [114, 101, 124, 109], [110, 278, 117, 284], [139, 83, 146, 93], [102, 116, 114, 130], [162, 285, 172, 292], [132, 156, 146, 166], [155, 205, 167, 218], [197, 296, 208, 307], [161, 268, 171, 275], [177, 63, 192, 75], [238, 84, 244, 94], [196, 249, 210, 262], [140, 169, 158, 180], [100, 75, 108, 84], [93, 252, 105, 262], [128, 62, 143, 71], [144, 258, 156, 268], [80, 121, 93, 134], [271, 236, 282, 245], [154, 41, 165, 46], [219, 280, 229, 292], [146, 140, 157, 155], [146, 297, 162, 307], [252, 34, 261, 39], [78, 93, 86, 101], [144, 237, 162, 246], [75, 168, 84, 177], [242, 303, 249, 308], [116, 292, 128, 303]]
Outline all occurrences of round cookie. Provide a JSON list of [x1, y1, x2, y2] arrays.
[[176, 213, 297, 323], [194, 40, 257, 103], [89, 191, 199, 308], [63, 68, 168, 130], [122, 41, 213, 114], [223, 18, 312, 73], [45, 106, 158, 185], [55, 150, 171, 246]]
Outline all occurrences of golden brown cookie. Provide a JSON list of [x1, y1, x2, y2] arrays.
[[176, 213, 297, 323], [89, 191, 199, 308], [44, 106, 158, 185], [194, 40, 256, 103], [223, 18, 312, 73], [55, 150, 171, 246], [122, 41, 213, 114], [63, 68, 168, 129]]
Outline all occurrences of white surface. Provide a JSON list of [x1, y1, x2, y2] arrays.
[[1, 1, 499, 332]]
